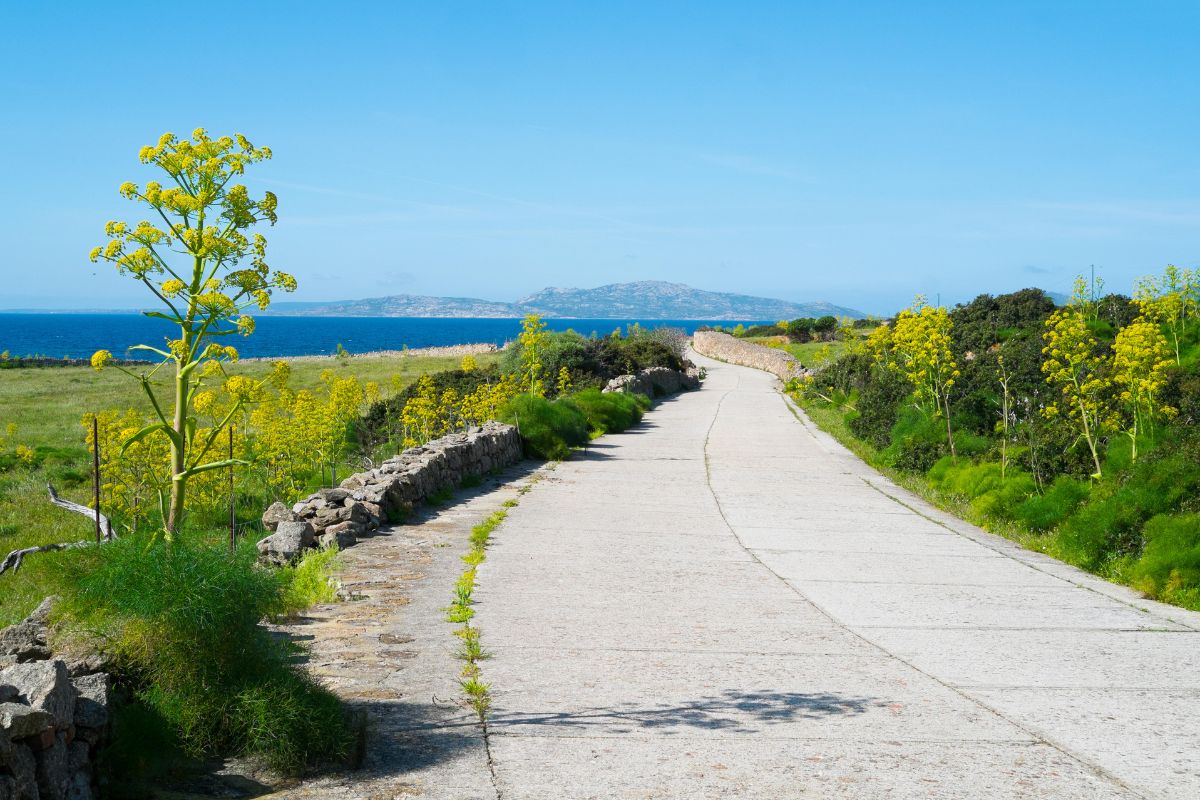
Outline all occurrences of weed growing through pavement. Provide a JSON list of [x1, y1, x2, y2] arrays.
[[447, 503, 519, 719]]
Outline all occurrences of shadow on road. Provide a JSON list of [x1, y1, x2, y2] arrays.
[[485, 689, 888, 735]]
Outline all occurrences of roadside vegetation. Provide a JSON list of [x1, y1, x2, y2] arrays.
[[702, 316, 877, 367], [789, 267, 1200, 611]]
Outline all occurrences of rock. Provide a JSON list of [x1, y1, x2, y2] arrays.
[[66, 769, 92, 800], [62, 653, 109, 680], [0, 775, 15, 800], [314, 501, 371, 530], [0, 684, 17, 702], [318, 487, 350, 504], [34, 733, 69, 800], [0, 703, 54, 739], [318, 522, 360, 550], [70, 675, 108, 730], [25, 598, 58, 628], [6, 739, 37, 800], [67, 740, 88, 772], [0, 624, 50, 664], [0, 662, 74, 729], [255, 521, 315, 565], [261, 502, 298, 532]]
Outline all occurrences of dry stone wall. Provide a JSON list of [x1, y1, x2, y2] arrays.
[[602, 366, 701, 397], [692, 331, 808, 381], [0, 598, 110, 800], [258, 421, 523, 563]]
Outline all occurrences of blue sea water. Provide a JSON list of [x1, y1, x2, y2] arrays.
[[0, 314, 766, 360]]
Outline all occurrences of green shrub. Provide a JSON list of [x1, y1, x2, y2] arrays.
[[570, 389, 649, 435], [1131, 513, 1200, 609], [926, 458, 1036, 520], [1014, 475, 1091, 532], [1054, 435, 1200, 569], [56, 538, 351, 775], [498, 394, 589, 459], [881, 407, 949, 472]]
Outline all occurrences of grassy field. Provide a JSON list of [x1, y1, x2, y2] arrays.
[[0, 351, 499, 625], [1, 351, 498, 452], [743, 335, 861, 367]]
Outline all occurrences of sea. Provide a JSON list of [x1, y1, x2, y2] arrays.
[[0, 313, 767, 360]]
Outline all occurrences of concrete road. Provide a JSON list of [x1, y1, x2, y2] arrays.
[[474, 351, 1200, 799]]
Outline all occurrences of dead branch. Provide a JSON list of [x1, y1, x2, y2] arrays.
[[0, 484, 116, 577], [47, 483, 114, 539]]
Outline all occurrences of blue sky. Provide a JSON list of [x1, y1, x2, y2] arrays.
[[1, 1, 1197, 315]]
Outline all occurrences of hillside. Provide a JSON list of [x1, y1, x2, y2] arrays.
[[270, 281, 865, 320]]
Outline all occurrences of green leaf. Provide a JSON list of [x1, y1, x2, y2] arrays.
[[129, 344, 173, 359], [184, 458, 250, 477], [142, 311, 181, 323], [120, 423, 170, 456]]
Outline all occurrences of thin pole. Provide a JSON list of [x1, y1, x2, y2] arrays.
[[92, 415, 101, 544], [228, 426, 236, 552]]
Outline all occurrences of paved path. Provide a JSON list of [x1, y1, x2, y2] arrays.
[[475, 351, 1200, 799]]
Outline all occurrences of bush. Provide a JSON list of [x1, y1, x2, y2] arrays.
[[358, 365, 501, 447], [498, 394, 590, 459], [570, 388, 650, 436], [1131, 513, 1200, 609], [744, 324, 786, 337], [499, 331, 591, 389], [56, 538, 352, 775], [881, 408, 949, 472], [1014, 475, 1090, 532], [1054, 433, 1200, 569], [926, 458, 1037, 520]]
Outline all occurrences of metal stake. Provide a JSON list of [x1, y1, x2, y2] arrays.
[[92, 415, 101, 544]]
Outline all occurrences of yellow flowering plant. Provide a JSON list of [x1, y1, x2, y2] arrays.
[[1041, 307, 1114, 478], [87, 130, 296, 537], [1112, 317, 1176, 462], [517, 314, 549, 397], [1135, 264, 1198, 365], [882, 297, 961, 456]]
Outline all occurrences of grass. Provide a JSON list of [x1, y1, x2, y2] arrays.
[[0, 352, 499, 452], [744, 335, 861, 367], [54, 537, 353, 784]]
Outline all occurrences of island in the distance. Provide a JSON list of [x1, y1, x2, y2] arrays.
[[265, 280, 866, 320]]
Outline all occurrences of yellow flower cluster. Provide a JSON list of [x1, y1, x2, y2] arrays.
[[397, 374, 520, 448], [1041, 308, 1114, 476], [1112, 317, 1177, 461], [884, 300, 959, 417]]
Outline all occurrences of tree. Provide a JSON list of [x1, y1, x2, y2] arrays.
[[88, 130, 295, 537], [1112, 317, 1175, 462], [1041, 307, 1114, 478]]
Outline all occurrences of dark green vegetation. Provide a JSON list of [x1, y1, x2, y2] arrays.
[[358, 325, 678, 459], [497, 389, 650, 460], [52, 539, 350, 790], [792, 286, 1200, 610], [496, 324, 686, 389]]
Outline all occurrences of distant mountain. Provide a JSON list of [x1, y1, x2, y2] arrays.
[[270, 281, 865, 320], [269, 294, 521, 318]]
